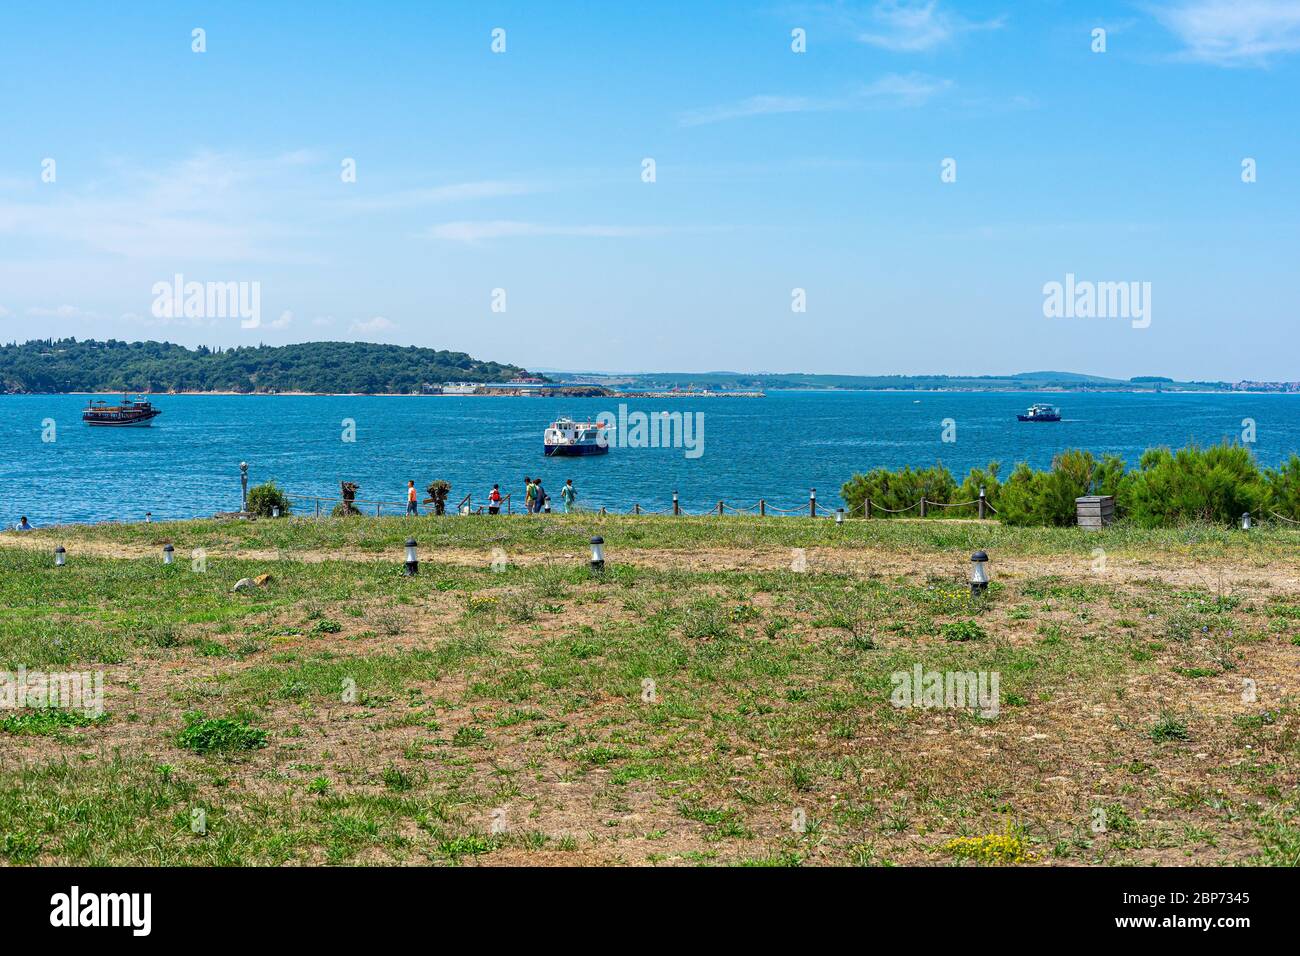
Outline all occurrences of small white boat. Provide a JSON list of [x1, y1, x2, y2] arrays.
[[543, 418, 608, 456]]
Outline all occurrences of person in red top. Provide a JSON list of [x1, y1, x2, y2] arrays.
[[406, 481, 418, 516], [488, 483, 502, 515]]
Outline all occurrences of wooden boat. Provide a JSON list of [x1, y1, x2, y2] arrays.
[[82, 396, 162, 427]]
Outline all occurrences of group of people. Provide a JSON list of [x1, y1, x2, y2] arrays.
[[518, 477, 578, 514], [400, 480, 578, 516]]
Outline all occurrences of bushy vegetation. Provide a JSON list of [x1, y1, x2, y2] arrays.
[[176, 711, 268, 754], [0, 338, 532, 394], [245, 481, 291, 518], [841, 442, 1300, 528]]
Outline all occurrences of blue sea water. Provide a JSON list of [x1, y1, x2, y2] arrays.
[[2, 391, 1297, 525]]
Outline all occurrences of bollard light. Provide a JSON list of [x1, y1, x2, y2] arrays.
[[969, 550, 989, 597], [163, 543, 175, 565], [272, 505, 281, 518], [1241, 512, 1251, 530], [54, 545, 66, 567], [404, 538, 419, 576], [835, 507, 845, 526], [590, 536, 605, 574], [145, 512, 152, 524]]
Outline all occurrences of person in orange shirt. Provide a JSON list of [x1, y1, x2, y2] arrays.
[[406, 481, 418, 516]]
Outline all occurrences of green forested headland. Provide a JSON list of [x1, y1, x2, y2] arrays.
[[0, 339, 534, 394]]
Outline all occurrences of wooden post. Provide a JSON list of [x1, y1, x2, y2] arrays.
[[809, 488, 816, 517], [717, 500, 724, 516], [634, 503, 641, 515], [920, 497, 927, 518], [673, 491, 680, 516], [315, 499, 321, 518], [759, 499, 766, 516], [864, 497, 871, 519], [376, 501, 381, 517], [978, 485, 986, 520]]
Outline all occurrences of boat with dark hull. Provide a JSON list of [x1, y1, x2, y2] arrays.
[[82, 396, 162, 427], [543, 418, 608, 456], [1017, 403, 1061, 422]]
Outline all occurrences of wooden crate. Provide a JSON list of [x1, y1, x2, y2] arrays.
[[1076, 495, 1115, 530]]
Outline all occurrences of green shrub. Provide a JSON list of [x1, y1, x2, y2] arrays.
[[1122, 443, 1266, 527], [840, 462, 957, 517], [1266, 454, 1300, 520], [177, 711, 269, 754], [246, 481, 291, 517]]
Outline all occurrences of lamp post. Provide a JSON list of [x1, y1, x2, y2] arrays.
[[163, 543, 175, 565], [240, 461, 249, 513], [1241, 512, 1251, 530], [54, 545, 66, 567], [404, 538, 419, 576], [970, 550, 989, 597], [590, 536, 605, 574], [272, 505, 281, 518], [835, 507, 845, 526]]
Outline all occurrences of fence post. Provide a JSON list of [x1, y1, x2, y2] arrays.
[[920, 497, 927, 518], [717, 500, 724, 516], [316, 499, 321, 518], [673, 491, 680, 516], [759, 499, 766, 516], [809, 488, 816, 517], [978, 485, 986, 520], [377, 501, 381, 517], [864, 496, 871, 519], [634, 503, 641, 515]]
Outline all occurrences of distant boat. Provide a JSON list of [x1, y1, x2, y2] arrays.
[[82, 396, 162, 427], [1017, 402, 1061, 422], [543, 417, 608, 456]]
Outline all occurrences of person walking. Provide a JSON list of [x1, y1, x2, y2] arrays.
[[560, 479, 576, 513], [533, 478, 547, 514], [488, 484, 502, 515], [14, 516, 32, 532], [406, 481, 419, 516], [524, 477, 536, 514]]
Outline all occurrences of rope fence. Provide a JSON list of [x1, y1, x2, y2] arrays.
[[275, 488, 1001, 521]]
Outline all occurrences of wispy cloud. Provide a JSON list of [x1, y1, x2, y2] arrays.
[[680, 72, 950, 126], [854, 1, 1005, 52], [423, 221, 666, 242], [350, 316, 396, 334], [1153, 0, 1300, 66]]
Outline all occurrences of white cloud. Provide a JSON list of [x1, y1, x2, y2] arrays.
[[311, 316, 335, 327], [0, 150, 321, 262], [424, 221, 663, 242], [1154, 0, 1300, 65], [680, 95, 826, 126], [0, 305, 10, 318], [270, 310, 294, 329], [680, 72, 950, 126], [351, 316, 395, 333], [855, 1, 1004, 52]]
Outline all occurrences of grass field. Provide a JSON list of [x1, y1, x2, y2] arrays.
[[1, 513, 1297, 866]]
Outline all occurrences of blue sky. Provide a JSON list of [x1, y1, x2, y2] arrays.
[[1, 0, 1297, 379]]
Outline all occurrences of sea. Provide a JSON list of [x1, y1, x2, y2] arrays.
[[3, 391, 1297, 525]]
